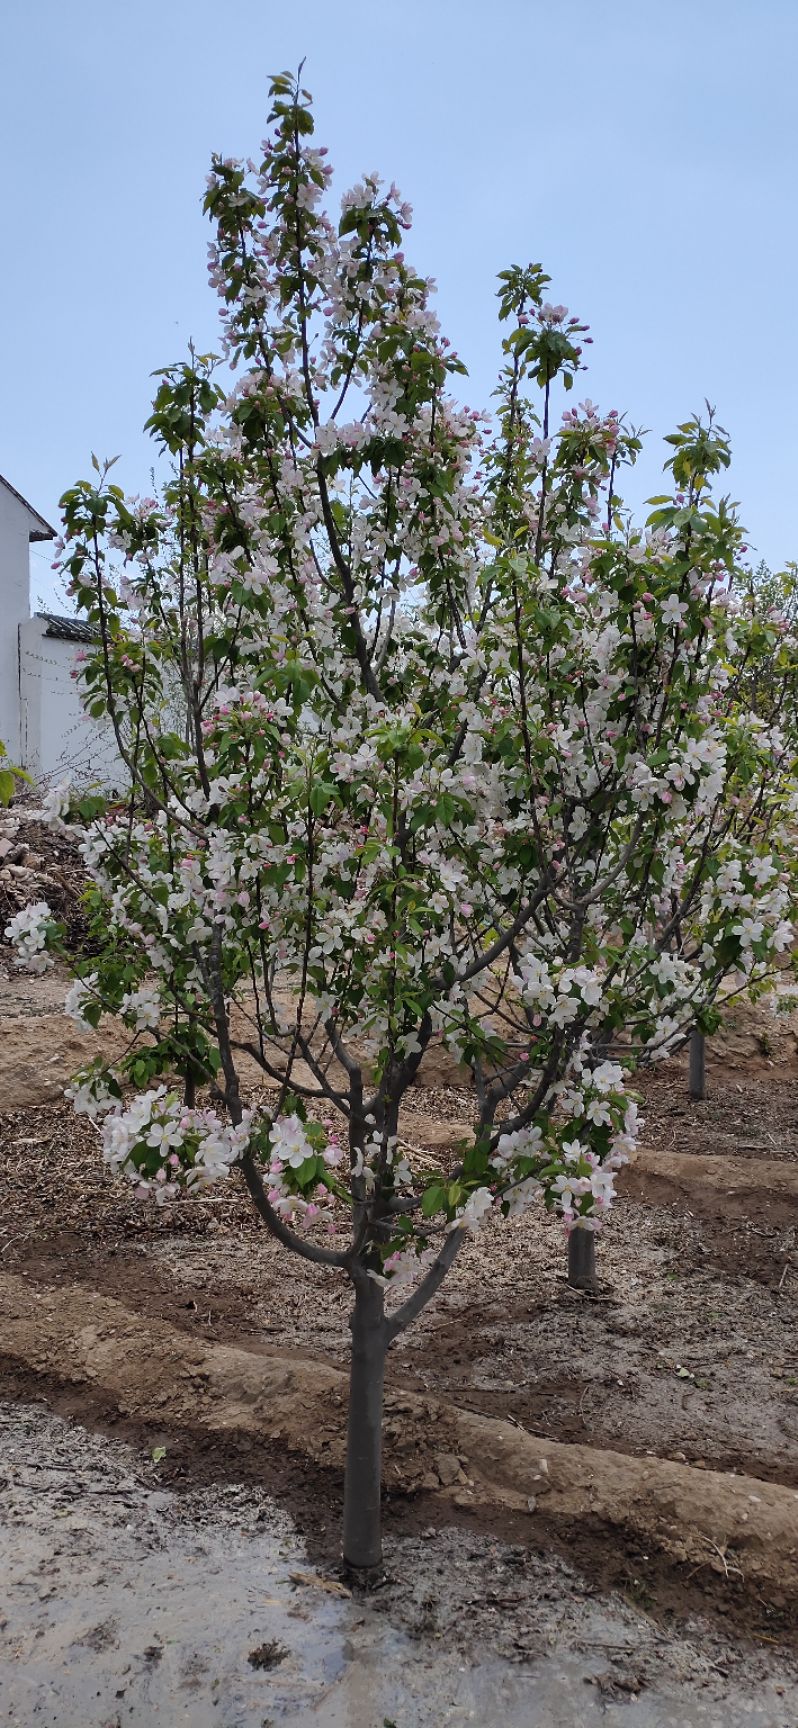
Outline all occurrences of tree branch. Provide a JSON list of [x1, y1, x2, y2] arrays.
[[239, 1152, 352, 1269], [385, 1229, 463, 1341]]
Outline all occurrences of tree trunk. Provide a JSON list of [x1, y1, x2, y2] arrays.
[[342, 1274, 388, 1580], [568, 1227, 597, 1291], [689, 1027, 706, 1100]]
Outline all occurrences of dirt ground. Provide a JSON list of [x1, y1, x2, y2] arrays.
[[5, 1401, 797, 1728], [2, 1058, 796, 1492], [2, 923, 798, 1715]]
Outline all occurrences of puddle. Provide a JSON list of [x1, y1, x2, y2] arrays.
[[0, 1400, 795, 1727]]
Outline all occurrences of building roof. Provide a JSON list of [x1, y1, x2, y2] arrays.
[[0, 473, 57, 541], [36, 612, 99, 643]]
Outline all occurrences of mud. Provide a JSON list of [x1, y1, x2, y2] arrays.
[[2, 1271, 797, 1616], [4, 943, 798, 1720], [2, 1085, 797, 1490], [3, 1401, 797, 1728]]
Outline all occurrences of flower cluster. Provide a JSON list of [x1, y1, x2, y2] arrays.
[[41, 777, 72, 830], [479, 1061, 637, 1236], [4, 902, 53, 974], [100, 1089, 252, 1199], [65, 1066, 118, 1119], [262, 1110, 345, 1230], [91, 1088, 347, 1233], [64, 974, 99, 1030]]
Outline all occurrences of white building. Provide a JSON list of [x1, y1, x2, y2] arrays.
[[0, 472, 122, 788]]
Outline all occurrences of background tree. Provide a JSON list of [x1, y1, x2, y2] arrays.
[[731, 556, 798, 726], [8, 71, 798, 1577]]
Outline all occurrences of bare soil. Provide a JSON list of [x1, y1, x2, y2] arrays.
[[3, 1269, 798, 1614], [2, 1069, 796, 1492], [5, 1402, 796, 1728], [2, 930, 798, 1683]]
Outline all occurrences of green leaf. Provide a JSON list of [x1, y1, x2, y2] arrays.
[[292, 1154, 322, 1189], [309, 780, 338, 817], [77, 794, 106, 821], [0, 752, 31, 805], [420, 1182, 446, 1218]]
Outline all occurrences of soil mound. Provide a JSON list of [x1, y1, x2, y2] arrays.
[[1, 1271, 796, 1606]]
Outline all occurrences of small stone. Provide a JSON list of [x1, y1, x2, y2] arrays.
[[434, 1452, 461, 1487], [420, 1472, 440, 1492], [527, 1495, 537, 1513]]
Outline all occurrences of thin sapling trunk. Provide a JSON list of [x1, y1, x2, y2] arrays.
[[342, 1273, 388, 1579], [689, 1026, 706, 1100], [568, 1227, 597, 1291]]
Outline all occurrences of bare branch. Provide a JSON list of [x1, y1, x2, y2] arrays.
[[385, 1229, 463, 1341]]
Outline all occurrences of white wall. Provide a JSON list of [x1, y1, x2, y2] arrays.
[[1, 476, 123, 790], [18, 618, 124, 789], [0, 485, 34, 761]]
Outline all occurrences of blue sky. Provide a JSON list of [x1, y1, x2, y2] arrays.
[[4, 0, 797, 606]]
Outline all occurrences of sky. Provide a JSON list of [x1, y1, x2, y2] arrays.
[[4, 0, 797, 609]]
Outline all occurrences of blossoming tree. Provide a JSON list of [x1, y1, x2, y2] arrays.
[[8, 71, 798, 1576]]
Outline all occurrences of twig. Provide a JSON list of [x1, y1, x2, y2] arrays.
[[396, 1135, 451, 1169], [701, 1538, 744, 1581]]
